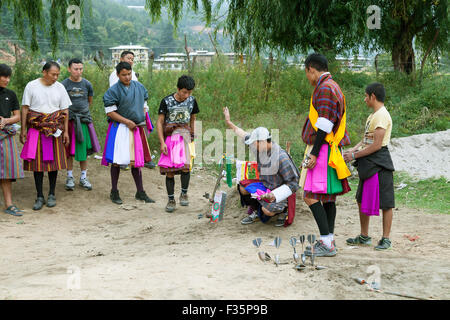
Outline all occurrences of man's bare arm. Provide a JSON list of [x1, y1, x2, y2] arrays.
[[223, 107, 248, 139], [354, 127, 385, 159]]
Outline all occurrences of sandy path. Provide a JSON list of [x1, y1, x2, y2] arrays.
[[0, 157, 449, 300]]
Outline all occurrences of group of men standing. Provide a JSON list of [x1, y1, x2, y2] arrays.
[[0, 51, 395, 255]]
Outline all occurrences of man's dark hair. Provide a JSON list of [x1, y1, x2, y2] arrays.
[[121, 51, 135, 58], [177, 75, 195, 90], [304, 53, 328, 72], [0, 64, 12, 77], [43, 61, 60, 72], [68, 58, 83, 67], [365, 82, 386, 103], [116, 61, 132, 74]]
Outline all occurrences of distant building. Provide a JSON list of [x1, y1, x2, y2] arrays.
[[223, 53, 246, 65], [153, 50, 246, 70], [127, 6, 145, 10], [190, 50, 216, 67], [336, 55, 372, 71], [154, 53, 186, 71], [110, 44, 150, 67]]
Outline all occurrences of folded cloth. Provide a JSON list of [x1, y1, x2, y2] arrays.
[[20, 128, 40, 161], [254, 188, 272, 202], [21, 110, 66, 162], [0, 125, 17, 141], [145, 112, 154, 133], [158, 134, 186, 168], [41, 133, 54, 162], [69, 108, 93, 143], [361, 172, 380, 216], [27, 110, 65, 137], [102, 122, 118, 165], [244, 182, 267, 194], [113, 123, 131, 165], [87, 122, 101, 153], [133, 127, 145, 167], [304, 144, 328, 193]]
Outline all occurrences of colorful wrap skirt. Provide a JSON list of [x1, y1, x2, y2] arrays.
[[101, 121, 151, 167], [159, 123, 192, 175], [67, 120, 101, 162], [0, 129, 24, 180], [302, 144, 350, 202], [21, 128, 68, 172]]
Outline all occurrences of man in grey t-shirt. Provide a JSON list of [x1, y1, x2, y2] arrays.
[[61, 58, 100, 191]]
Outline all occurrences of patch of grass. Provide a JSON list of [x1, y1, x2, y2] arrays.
[[344, 172, 450, 214]]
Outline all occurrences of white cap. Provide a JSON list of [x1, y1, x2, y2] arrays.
[[245, 127, 272, 145]]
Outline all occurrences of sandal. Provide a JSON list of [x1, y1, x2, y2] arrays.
[[4, 205, 23, 217]]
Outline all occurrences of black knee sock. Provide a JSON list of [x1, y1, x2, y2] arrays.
[[34, 172, 44, 198], [131, 167, 144, 192], [48, 171, 58, 196], [309, 202, 330, 236], [323, 202, 337, 234], [166, 176, 175, 199], [111, 166, 120, 191], [180, 171, 190, 194]]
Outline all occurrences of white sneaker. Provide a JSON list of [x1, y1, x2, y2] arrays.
[[65, 177, 75, 191], [79, 177, 92, 190]]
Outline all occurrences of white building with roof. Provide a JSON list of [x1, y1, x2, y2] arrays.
[[110, 44, 150, 67]]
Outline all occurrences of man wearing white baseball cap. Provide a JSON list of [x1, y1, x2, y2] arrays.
[[223, 107, 300, 226]]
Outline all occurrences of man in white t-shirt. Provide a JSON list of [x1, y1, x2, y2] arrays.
[[109, 51, 138, 87], [343, 82, 395, 251], [109, 51, 156, 169], [20, 61, 72, 210]]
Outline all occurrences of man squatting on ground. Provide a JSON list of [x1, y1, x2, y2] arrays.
[[343, 82, 395, 251], [223, 107, 300, 226], [102, 62, 155, 205]]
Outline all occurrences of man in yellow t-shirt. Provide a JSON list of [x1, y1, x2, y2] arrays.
[[343, 83, 395, 251]]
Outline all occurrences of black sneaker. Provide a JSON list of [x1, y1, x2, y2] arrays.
[[346, 234, 372, 246], [144, 160, 156, 169], [47, 194, 56, 207], [274, 212, 286, 227], [375, 237, 392, 251], [33, 197, 46, 211], [110, 190, 123, 205], [135, 191, 155, 203]]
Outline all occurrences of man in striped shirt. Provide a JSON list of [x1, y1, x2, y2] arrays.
[[301, 53, 351, 257]]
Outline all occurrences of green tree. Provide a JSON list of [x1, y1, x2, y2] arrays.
[[0, 0, 85, 52], [363, 0, 449, 74]]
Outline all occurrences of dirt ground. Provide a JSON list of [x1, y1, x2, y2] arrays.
[[0, 157, 449, 300]]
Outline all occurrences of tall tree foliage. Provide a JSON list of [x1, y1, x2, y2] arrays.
[[0, 0, 86, 53], [223, 0, 367, 57], [2, 0, 447, 75], [363, 0, 449, 74]]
